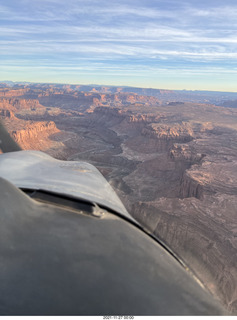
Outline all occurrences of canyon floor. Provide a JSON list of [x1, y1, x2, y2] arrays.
[[1, 85, 237, 313]]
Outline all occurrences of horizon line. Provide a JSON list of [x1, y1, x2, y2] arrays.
[[1, 79, 237, 94]]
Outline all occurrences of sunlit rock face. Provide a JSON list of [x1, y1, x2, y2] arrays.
[[1, 84, 237, 314], [11, 121, 59, 149]]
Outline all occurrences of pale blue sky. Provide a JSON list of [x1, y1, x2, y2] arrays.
[[1, 0, 237, 91]]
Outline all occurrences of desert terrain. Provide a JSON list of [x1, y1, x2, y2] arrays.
[[1, 83, 237, 313]]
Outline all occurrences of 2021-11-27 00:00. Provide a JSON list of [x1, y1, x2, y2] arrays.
[[103, 316, 135, 319]]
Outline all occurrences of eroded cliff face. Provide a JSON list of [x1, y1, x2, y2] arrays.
[[0, 88, 30, 97], [10, 121, 61, 151], [180, 171, 203, 199], [143, 122, 194, 141], [0, 97, 44, 112]]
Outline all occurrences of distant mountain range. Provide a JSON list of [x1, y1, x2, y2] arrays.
[[1, 81, 237, 106]]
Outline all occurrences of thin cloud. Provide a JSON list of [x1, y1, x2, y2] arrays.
[[1, 38, 236, 62], [188, 6, 237, 18], [1, 0, 237, 90]]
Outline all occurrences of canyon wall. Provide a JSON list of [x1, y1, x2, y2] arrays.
[[0, 88, 30, 97], [0, 97, 44, 112], [11, 121, 60, 150]]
